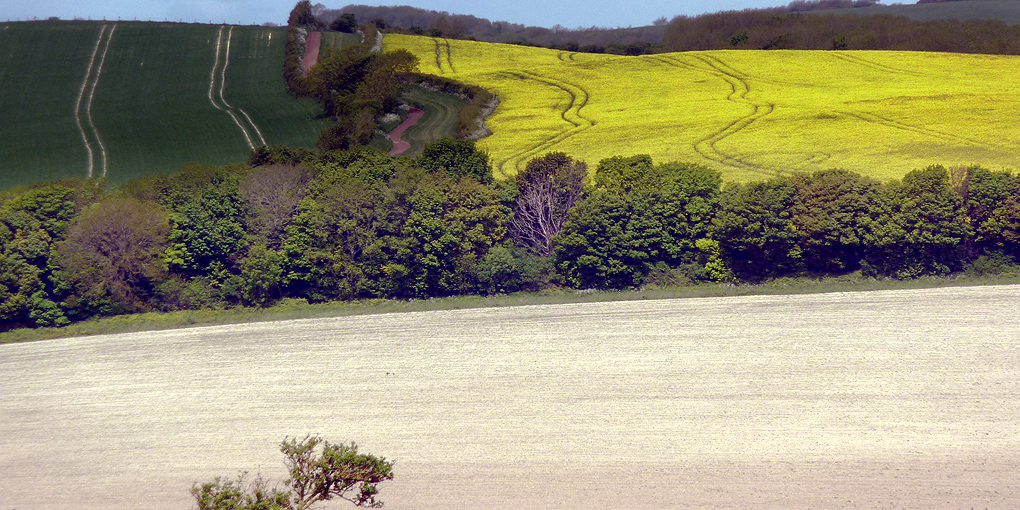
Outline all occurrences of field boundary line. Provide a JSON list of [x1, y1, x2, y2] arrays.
[[402, 87, 461, 155], [74, 24, 115, 179], [841, 110, 998, 150], [208, 26, 262, 150]]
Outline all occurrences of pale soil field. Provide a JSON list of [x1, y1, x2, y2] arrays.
[[2, 285, 1019, 509]]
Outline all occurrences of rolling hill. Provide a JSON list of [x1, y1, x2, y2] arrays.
[[385, 33, 1020, 181], [4, 20, 1019, 188], [0, 21, 334, 190], [817, 0, 1020, 24]]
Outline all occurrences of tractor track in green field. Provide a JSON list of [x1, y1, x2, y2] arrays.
[[496, 71, 594, 174], [75, 23, 115, 179], [209, 26, 266, 150], [2, 23, 338, 188], [653, 54, 789, 177]]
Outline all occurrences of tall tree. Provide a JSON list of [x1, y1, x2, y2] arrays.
[[790, 168, 888, 273], [239, 164, 313, 249], [164, 185, 248, 279], [966, 166, 1020, 258], [362, 167, 508, 298], [555, 159, 721, 289], [713, 178, 801, 280], [508, 152, 588, 256], [330, 13, 358, 33], [419, 138, 493, 184], [0, 183, 91, 328], [288, 0, 322, 28], [55, 198, 170, 314], [880, 164, 972, 277]]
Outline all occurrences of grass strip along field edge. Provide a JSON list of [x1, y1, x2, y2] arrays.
[[4, 274, 1019, 344]]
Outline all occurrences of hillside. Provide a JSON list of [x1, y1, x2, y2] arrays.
[[0, 21, 333, 190], [323, 4, 665, 50], [817, 0, 1020, 24], [331, 2, 1020, 52], [385, 33, 1020, 182]]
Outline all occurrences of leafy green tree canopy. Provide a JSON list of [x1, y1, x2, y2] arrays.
[[713, 178, 802, 280], [330, 13, 358, 33], [192, 435, 394, 510], [288, 0, 323, 28], [419, 138, 493, 184]]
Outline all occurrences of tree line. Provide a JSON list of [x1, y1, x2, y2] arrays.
[[300, 1, 1020, 56], [661, 10, 1020, 53], [3, 142, 1019, 331]]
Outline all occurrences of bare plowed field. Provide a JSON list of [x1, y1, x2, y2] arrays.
[[2, 285, 1020, 509]]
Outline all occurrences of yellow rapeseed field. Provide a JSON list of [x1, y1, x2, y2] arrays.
[[385, 34, 1020, 181]]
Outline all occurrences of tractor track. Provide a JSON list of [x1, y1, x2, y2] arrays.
[[653, 54, 786, 177], [658, 52, 996, 172], [433, 38, 455, 73], [840, 110, 998, 151], [495, 71, 594, 174], [209, 26, 266, 150], [829, 52, 929, 78], [74, 23, 115, 179]]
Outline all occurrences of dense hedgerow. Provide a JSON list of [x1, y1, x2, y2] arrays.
[[4, 145, 1020, 332]]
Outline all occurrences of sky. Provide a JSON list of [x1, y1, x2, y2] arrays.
[[1, 0, 790, 29]]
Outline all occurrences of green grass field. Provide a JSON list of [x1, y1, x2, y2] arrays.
[[0, 21, 333, 189], [397, 86, 468, 157], [318, 31, 363, 51], [385, 34, 1020, 181]]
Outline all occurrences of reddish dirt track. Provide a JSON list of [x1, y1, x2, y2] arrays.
[[387, 107, 424, 155], [302, 31, 320, 74]]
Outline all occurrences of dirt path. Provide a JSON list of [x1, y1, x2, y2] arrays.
[[302, 31, 320, 74], [2, 285, 1020, 509], [387, 107, 424, 155]]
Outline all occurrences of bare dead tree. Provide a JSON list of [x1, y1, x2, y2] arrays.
[[508, 152, 588, 256], [239, 164, 313, 248]]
